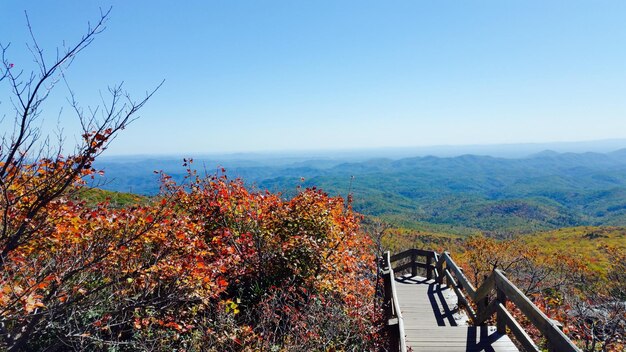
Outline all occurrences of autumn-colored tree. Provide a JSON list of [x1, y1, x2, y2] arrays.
[[454, 234, 625, 352], [0, 8, 160, 265], [564, 247, 626, 352], [459, 235, 529, 288], [1, 10, 381, 351], [0, 10, 162, 350]]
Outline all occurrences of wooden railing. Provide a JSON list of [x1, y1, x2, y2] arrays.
[[380, 251, 407, 352], [389, 248, 438, 280], [382, 249, 581, 352]]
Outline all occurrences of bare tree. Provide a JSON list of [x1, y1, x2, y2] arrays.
[[0, 8, 161, 266], [567, 248, 626, 352], [0, 9, 162, 350]]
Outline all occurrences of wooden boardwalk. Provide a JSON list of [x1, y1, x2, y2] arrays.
[[395, 274, 519, 352], [382, 249, 580, 352]]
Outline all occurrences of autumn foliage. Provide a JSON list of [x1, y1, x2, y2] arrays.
[[0, 155, 382, 351], [456, 235, 625, 352], [0, 11, 383, 350], [7, 9, 623, 352]]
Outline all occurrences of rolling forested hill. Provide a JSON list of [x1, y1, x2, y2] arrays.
[[96, 149, 626, 235]]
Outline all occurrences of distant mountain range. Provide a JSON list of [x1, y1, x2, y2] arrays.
[[95, 147, 626, 235]]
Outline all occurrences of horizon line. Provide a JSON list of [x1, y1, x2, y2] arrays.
[[100, 137, 626, 158]]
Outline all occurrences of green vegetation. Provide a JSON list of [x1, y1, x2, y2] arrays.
[[74, 188, 149, 207], [92, 151, 626, 351], [96, 150, 626, 235], [261, 151, 626, 235], [522, 226, 626, 275]]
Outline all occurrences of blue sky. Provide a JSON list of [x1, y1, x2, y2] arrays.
[[2, 1, 626, 155]]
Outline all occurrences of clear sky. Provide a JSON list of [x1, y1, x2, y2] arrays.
[[2, 1, 626, 155]]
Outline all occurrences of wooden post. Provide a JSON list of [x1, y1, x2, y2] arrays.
[[436, 257, 444, 285], [444, 252, 451, 287], [388, 321, 400, 351], [381, 254, 392, 320], [476, 274, 489, 321], [496, 285, 507, 334], [426, 254, 433, 280], [411, 250, 417, 277], [494, 270, 580, 352], [383, 270, 392, 318]]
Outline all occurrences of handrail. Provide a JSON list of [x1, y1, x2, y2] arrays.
[[386, 248, 581, 352], [493, 270, 579, 352], [381, 251, 407, 352], [388, 248, 438, 279]]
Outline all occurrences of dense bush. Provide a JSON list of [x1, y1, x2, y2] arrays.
[[0, 163, 382, 351]]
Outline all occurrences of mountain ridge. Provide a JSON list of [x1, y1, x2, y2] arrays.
[[95, 149, 626, 235]]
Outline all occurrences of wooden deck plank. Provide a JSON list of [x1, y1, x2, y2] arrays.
[[394, 274, 519, 352]]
